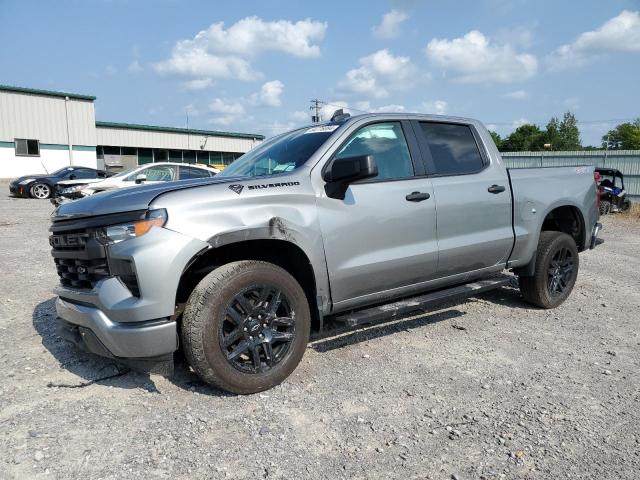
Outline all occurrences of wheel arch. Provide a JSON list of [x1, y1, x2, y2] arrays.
[[514, 203, 586, 277], [176, 239, 322, 331]]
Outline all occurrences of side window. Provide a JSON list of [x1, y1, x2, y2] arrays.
[[419, 123, 485, 176], [334, 122, 414, 181], [73, 169, 97, 180], [141, 165, 177, 181], [181, 167, 212, 179]]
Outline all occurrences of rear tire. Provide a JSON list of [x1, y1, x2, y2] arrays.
[[519, 231, 579, 309], [599, 200, 611, 215], [620, 198, 631, 212], [181, 260, 310, 394]]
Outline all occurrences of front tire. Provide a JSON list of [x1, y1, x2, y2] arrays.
[[30, 183, 51, 199], [181, 260, 311, 394], [519, 231, 579, 309]]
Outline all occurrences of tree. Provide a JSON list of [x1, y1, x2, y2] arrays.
[[602, 119, 640, 149], [544, 117, 561, 149], [489, 131, 502, 149], [501, 124, 545, 151], [558, 111, 581, 150]]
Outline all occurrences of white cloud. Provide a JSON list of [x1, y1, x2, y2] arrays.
[[290, 110, 310, 122], [512, 118, 529, 128], [338, 49, 418, 98], [127, 60, 143, 74], [372, 10, 409, 39], [548, 10, 640, 69], [370, 104, 407, 113], [105, 64, 117, 76], [249, 80, 284, 107], [503, 89, 528, 100], [182, 78, 213, 90], [264, 121, 298, 136], [319, 101, 352, 122], [154, 16, 327, 82], [154, 47, 257, 81], [208, 98, 245, 126], [425, 30, 537, 83], [192, 17, 327, 58], [419, 100, 448, 115]]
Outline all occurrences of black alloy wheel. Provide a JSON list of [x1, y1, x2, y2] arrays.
[[220, 284, 296, 374], [547, 246, 575, 297]]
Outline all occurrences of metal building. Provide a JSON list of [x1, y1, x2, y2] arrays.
[[0, 85, 264, 178]]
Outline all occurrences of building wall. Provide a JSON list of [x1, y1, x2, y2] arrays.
[[0, 90, 96, 146], [96, 125, 259, 153], [0, 143, 97, 178]]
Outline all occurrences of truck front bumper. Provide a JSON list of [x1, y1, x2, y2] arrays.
[[55, 297, 178, 359]]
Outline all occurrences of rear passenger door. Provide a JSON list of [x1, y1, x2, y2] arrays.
[[414, 121, 513, 278]]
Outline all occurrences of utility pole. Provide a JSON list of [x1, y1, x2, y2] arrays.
[[310, 99, 322, 123]]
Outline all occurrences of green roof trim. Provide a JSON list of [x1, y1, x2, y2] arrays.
[[0, 84, 96, 101], [95, 121, 265, 140]]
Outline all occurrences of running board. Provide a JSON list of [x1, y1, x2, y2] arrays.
[[332, 275, 513, 328]]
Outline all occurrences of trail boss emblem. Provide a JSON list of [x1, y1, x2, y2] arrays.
[[228, 184, 244, 195]]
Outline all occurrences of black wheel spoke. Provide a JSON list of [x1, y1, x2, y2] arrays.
[[226, 306, 245, 326], [267, 290, 282, 315], [227, 340, 250, 361], [271, 330, 294, 342], [233, 293, 254, 315], [223, 327, 244, 347], [250, 345, 261, 370], [272, 316, 294, 327], [262, 342, 274, 366]]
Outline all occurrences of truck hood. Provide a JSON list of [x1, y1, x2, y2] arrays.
[[52, 176, 245, 221]]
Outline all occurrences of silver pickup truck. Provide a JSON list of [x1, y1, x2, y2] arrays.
[[49, 112, 601, 394]]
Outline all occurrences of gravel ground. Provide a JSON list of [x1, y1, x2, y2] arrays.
[[0, 194, 639, 480]]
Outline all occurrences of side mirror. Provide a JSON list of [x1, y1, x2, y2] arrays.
[[135, 174, 147, 184], [69, 174, 77, 180], [323, 154, 378, 199]]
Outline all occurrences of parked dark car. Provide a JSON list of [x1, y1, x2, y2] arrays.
[[9, 167, 110, 199]]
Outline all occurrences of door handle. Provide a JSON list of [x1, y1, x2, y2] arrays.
[[405, 191, 430, 202], [488, 184, 506, 194]]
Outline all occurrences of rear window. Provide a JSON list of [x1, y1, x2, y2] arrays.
[[420, 123, 485, 176]]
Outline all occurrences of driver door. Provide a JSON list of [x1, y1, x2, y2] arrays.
[[316, 121, 438, 311]]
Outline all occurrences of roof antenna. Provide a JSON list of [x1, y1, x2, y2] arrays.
[[330, 109, 350, 122]]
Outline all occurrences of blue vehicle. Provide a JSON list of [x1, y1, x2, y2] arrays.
[[596, 168, 631, 214]]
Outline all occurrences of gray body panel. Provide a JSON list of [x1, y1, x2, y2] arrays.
[[51, 113, 599, 359]]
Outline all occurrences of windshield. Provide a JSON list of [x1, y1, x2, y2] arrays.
[[218, 125, 339, 178], [50, 167, 74, 177], [111, 167, 137, 178]]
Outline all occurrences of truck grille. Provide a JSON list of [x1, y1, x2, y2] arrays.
[[49, 230, 110, 291], [54, 257, 110, 289], [50, 211, 145, 295]]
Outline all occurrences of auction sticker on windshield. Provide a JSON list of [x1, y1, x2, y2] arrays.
[[304, 125, 339, 134]]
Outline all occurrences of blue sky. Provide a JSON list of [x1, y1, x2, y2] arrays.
[[1, 0, 639, 145]]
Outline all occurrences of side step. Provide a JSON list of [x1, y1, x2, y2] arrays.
[[332, 275, 513, 328]]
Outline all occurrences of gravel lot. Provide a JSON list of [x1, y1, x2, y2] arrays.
[[0, 194, 639, 480]]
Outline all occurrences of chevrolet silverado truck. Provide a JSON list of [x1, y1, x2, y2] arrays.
[[49, 112, 601, 394]]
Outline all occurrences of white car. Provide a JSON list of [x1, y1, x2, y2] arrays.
[[81, 162, 219, 196]]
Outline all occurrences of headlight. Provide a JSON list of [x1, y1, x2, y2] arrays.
[[19, 178, 35, 185], [98, 209, 167, 244], [61, 185, 83, 194]]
